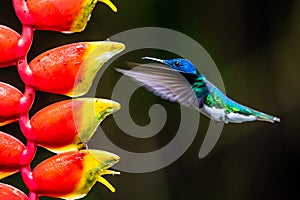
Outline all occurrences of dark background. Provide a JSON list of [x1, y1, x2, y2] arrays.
[[1, 0, 300, 199]]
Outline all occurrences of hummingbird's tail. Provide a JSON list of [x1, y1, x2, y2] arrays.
[[252, 110, 281, 123]]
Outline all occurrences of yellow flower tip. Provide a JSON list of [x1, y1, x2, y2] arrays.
[[84, 150, 120, 192], [93, 98, 121, 122], [0, 118, 18, 127], [94, 98, 121, 113], [99, 0, 118, 12], [81, 98, 121, 117], [74, 98, 121, 143], [83, 41, 125, 62], [89, 41, 125, 58], [112, 100, 121, 113], [0, 170, 19, 180]]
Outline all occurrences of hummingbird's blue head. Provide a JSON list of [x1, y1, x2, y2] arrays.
[[142, 57, 198, 74]]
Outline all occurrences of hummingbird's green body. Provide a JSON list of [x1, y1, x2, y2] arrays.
[[116, 57, 280, 123]]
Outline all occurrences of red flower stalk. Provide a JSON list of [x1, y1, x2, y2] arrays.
[[1, 0, 123, 199]]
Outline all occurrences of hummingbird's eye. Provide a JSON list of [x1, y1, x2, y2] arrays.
[[173, 61, 181, 67]]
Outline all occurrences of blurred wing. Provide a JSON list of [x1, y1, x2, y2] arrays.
[[116, 64, 208, 109]]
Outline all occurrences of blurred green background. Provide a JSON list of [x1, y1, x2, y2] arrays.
[[1, 0, 300, 199]]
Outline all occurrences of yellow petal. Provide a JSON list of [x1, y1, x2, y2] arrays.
[[98, 176, 116, 192]]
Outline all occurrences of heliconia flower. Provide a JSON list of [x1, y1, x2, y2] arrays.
[[20, 0, 117, 33], [0, 131, 26, 179], [0, 82, 23, 126], [31, 150, 120, 199], [21, 41, 124, 97], [0, 183, 28, 200], [0, 25, 20, 66], [27, 98, 120, 153]]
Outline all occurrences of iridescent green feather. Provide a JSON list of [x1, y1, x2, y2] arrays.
[[182, 73, 209, 106]]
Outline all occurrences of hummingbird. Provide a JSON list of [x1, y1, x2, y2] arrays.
[[116, 57, 280, 124]]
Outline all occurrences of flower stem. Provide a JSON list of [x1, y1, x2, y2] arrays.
[[28, 192, 38, 200], [17, 25, 34, 58]]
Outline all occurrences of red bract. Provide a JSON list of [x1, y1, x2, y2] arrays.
[[0, 131, 25, 179], [0, 183, 28, 200], [31, 150, 120, 199], [14, 0, 117, 33], [19, 41, 124, 97], [0, 25, 20, 66], [0, 82, 23, 126], [27, 98, 120, 153]]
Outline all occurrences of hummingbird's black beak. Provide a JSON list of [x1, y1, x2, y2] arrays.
[[142, 57, 166, 64]]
